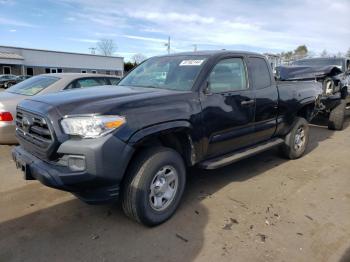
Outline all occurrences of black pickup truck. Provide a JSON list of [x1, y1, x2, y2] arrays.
[[277, 57, 350, 130], [12, 51, 322, 226]]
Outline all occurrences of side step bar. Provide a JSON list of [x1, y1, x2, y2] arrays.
[[199, 138, 284, 170]]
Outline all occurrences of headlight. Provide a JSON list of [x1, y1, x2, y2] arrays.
[[61, 115, 126, 138]]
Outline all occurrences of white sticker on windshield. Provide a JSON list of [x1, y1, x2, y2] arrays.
[[179, 60, 204, 66]]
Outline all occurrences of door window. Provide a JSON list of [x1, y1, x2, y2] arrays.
[[109, 78, 120, 85], [209, 58, 247, 93]]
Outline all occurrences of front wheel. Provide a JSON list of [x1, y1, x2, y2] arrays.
[[280, 117, 310, 159], [122, 147, 186, 226]]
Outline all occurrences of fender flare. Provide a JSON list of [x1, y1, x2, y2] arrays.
[[128, 120, 192, 144]]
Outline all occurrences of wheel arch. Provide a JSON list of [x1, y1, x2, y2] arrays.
[[296, 101, 317, 122], [128, 121, 197, 167]]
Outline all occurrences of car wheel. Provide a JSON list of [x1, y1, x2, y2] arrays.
[[5, 83, 12, 89], [280, 117, 309, 159], [122, 147, 186, 226], [328, 99, 346, 130]]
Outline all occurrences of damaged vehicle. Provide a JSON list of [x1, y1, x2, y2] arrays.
[[12, 51, 322, 226], [276, 57, 350, 130]]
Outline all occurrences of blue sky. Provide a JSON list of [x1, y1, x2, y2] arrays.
[[0, 0, 349, 61]]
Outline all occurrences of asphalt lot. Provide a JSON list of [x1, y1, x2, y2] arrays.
[[1, 86, 350, 262]]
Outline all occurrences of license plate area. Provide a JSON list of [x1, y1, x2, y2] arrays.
[[15, 156, 34, 180]]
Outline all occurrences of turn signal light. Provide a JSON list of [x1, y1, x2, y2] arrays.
[[0, 112, 14, 122]]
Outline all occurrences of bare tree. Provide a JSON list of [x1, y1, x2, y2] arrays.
[[294, 45, 308, 59], [131, 53, 147, 64], [346, 48, 350, 57], [97, 39, 116, 56]]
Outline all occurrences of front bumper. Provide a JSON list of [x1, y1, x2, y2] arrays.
[[12, 134, 134, 204]]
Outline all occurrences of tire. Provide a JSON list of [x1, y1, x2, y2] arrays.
[[6, 82, 13, 88], [328, 100, 346, 130], [280, 117, 310, 159], [122, 147, 186, 226]]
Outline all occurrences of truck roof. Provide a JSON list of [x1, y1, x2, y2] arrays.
[[158, 50, 264, 58]]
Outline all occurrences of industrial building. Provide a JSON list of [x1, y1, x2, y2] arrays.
[[0, 45, 124, 77]]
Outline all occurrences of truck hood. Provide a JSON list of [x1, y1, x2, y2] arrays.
[[18, 85, 197, 143], [23, 85, 191, 116], [277, 65, 343, 81]]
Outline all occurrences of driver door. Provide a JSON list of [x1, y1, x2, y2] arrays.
[[200, 57, 256, 158]]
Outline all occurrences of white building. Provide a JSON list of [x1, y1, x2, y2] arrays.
[[0, 45, 124, 76]]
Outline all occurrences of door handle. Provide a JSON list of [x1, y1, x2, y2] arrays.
[[241, 100, 255, 106]]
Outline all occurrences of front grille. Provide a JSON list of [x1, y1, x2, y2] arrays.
[[16, 110, 54, 150]]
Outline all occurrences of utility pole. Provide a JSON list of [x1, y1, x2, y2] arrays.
[[164, 36, 170, 54], [89, 47, 96, 55]]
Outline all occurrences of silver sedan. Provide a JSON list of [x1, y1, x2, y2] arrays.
[[0, 73, 120, 144]]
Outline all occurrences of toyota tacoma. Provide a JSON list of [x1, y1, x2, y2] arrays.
[[12, 51, 322, 226]]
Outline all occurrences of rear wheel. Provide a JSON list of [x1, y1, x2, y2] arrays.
[[328, 100, 346, 130], [122, 147, 186, 226], [280, 117, 309, 159]]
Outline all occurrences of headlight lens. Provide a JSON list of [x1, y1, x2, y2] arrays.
[[61, 115, 126, 138]]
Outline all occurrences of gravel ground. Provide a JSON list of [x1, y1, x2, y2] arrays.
[[0, 113, 350, 262]]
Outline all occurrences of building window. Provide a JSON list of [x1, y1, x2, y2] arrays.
[[3, 66, 11, 74], [26, 67, 34, 76], [81, 70, 87, 73], [45, 68, 50, 74], [57, 68, 63, 73], [91, 70, 97, 74], [50, 68, 57, 73]]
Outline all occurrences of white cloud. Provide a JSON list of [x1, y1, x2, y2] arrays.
[[129, 11, 215, 24], [121, 34, 166, 43], [60, 0, 350, 53], [0, 17, 36, 27], [66, 37, 99, 43]]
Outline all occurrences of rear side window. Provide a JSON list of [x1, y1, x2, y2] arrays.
[[248, 57, 272, 89], [208, 58, 248, 93], [109, 78, 120, 85], [74, 78, 106, 89]]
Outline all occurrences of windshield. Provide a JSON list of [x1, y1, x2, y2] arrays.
[[7, 75, 60, 96], [0, 75, 15, 80], [292, 58, 343, 69], [118, 55, 208, 91]]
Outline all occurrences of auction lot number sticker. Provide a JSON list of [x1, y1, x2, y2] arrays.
[[179, 60, 204, 66]]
